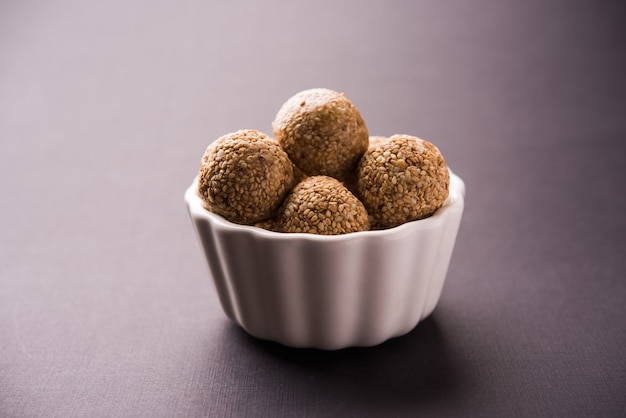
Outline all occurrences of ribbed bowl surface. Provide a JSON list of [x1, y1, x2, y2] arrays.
[[186, 171, 465, 350]]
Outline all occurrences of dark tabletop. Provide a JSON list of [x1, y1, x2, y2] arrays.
[[1, 1, 625, 417]]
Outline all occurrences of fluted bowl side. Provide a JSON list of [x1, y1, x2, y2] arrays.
[[185, 171, 465, 350]]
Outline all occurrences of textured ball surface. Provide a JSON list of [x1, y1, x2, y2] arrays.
[[272, 88, 369, 181], [357, 134, 449, 228], [198, 129, 294, 225], [278, 176, 370, 235]]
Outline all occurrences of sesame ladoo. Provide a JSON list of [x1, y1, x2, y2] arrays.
[[278, 176, 370, 235], [272, 88, 369, 181], [198, 129, 294, 225], [357, 134, 449, 228]]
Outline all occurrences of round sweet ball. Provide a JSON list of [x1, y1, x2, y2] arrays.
[[272, 88, 369, 181], [198, 129, 294, 225], [357, 134, 449, 228], [278, 176, 370, 235]]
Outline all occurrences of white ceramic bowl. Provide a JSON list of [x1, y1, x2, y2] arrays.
[[185, 170, 465, 350]]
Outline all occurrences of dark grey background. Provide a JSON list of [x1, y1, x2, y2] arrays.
[[1, 1, 625, 416]]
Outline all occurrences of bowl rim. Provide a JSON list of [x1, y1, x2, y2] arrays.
[[185, 169, 465, 242]]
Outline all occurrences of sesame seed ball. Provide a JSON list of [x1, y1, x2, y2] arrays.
[[278, 176, 370, 235], [198, 129, 294, 225], [272, 88, 369, 181], [356, 134, 449, 228]]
